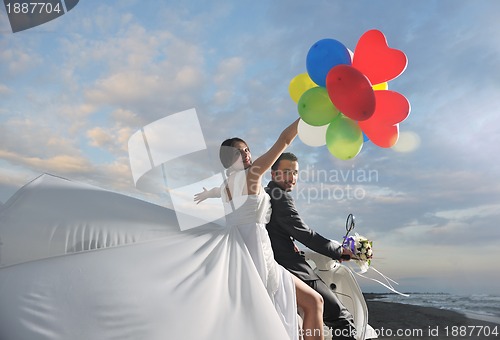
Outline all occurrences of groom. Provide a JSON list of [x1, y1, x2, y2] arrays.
[[265, 152, 356, 339]]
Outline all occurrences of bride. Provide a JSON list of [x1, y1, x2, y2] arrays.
[[196, 118, 325, 340]]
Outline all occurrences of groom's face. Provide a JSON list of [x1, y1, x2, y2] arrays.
[[271, 160, 299, 191]]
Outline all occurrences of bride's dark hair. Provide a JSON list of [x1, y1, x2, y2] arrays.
[[219, 137, 249, 169]]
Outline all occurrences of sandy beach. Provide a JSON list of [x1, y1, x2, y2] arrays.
[[364, 294, 499, 340]]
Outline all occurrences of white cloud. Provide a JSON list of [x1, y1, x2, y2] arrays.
[[214, 57, 245, 85], [0, 83, 11, 95], [86, 125, 135, 154], [0, 149, 92, 175], [70, 27, 207, 117], [0, 118, 78, 157], [87, 127, 113, 148], [86, 73, 163, 105], [0, 46, 43, 75], [434, 203, 500, 221]]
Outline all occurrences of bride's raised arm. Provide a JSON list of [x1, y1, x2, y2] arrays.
[[247, 118, 300, 193]]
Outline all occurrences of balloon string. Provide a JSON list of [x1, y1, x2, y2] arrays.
[[346, 263, 409, 297], [370, 266, 400, 286]]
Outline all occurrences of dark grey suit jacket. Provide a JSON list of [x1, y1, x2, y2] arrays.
[[265, 181, 342, 281]]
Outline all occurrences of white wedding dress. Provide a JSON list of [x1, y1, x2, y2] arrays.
[[0, 174, 298, 340], [222, 170, 298, 340]]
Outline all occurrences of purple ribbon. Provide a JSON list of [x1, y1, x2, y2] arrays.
[[343, 236, 356, 254]]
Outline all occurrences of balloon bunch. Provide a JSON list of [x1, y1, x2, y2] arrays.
[[289, 30, 411, 160]]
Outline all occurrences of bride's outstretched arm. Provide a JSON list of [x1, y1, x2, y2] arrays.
[[247, 118, 300, 191], [194, 187, 221, 204]]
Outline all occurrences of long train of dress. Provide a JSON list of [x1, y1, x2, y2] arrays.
[[0, 174, 297, 340]]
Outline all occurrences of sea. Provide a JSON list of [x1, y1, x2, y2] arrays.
[[366, 293, 500, 325]]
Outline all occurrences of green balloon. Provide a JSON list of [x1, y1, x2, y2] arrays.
[[326, 115, 364, 160], [297, 87, 340, 126]]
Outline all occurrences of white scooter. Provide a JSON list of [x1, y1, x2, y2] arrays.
[[302, 249, 378, 340], [300, 213, 377, 340]]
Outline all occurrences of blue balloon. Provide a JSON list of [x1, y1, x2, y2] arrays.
[[306, 39, 351, 87], [363, 132, 370, 143]]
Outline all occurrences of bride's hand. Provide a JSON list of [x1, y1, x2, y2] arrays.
[[194, 187, 210, 204], [194, 187, 221, 204]]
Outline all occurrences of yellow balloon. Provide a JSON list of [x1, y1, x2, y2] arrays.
[[372, 82, 388, 91], [289, 73, 317, 103]]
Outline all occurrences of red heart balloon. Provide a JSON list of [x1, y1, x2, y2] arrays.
[[358, 91, 410, 148], [372, 90, 411, 125], [326, 64, 375, 121], [360, 122, 399, 148], [352, 30, 408, 85]]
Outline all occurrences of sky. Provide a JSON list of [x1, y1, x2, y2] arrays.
[[1, 0, 500, 295]]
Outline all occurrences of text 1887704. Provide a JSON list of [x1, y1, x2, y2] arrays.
[[5, 2, 62, 14]]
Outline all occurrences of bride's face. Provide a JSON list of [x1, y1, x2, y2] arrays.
[[232, 141, 252, 170]]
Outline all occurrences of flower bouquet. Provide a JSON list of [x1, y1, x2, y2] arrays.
[[343, 233, 373, 273]]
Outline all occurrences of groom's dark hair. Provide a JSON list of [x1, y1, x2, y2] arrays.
[[271, 152, 298, 170]]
